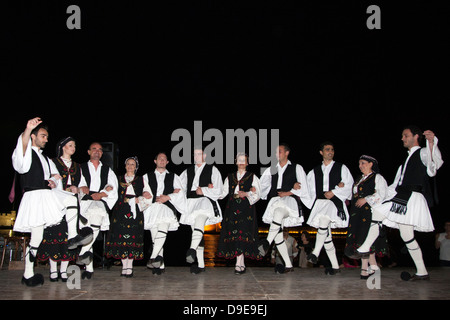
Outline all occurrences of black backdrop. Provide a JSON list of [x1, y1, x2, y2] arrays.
[[1, 1, 448, 235]]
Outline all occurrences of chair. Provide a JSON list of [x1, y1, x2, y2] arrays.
[[0, 235, 30, 269]]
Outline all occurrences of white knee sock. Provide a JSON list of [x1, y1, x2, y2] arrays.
[[267, 207, 289, 245], [150, 223, 169, 259], [79, 226, 100, 256], [399, 224, 427, 276], [85, 251, 94, 272], [60, 260, 69, 279], [127, 258, 134, 275], [324, 231, 339, 269], [274, 232, 293, 268], [311, 216, 331, 257], [190, 215, 208, 250], [121, 258, 128, 273], [63, 195, 79, 239], [196, 246, 205, 268], [49, 259, 58, 278], [24, 225, 44, 279]]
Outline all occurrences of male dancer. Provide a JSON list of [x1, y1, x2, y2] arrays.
[[353, 126, 443, 280], [179, 147, 223, 274], [143, 152, 185, 275], [306, 141, 353, 275], [78, 142, 118, 279], [11, 117, 92, 286], [259, 143, 312, 273]]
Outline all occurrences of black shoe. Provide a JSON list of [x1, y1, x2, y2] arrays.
[[49, 271, 59, 282], [234, 266, 246, 275], [325, 267, 341, 275], [307, 253, 318, 264], [410, 274, 430, 281], [360, 269, 375, 280], [274, 264, 285, 274], [151, 255, 164, 268], [190, 264, 205, 274], [186, 248, 197, 264], [68, 227, 94, 250], [125, 269, 134, 278], [152, 268, 165, 275], [21, 274, 44, 287], [258, 239, 269, 256], [81, 271, 93, 279], [77, 251, 93, 265]]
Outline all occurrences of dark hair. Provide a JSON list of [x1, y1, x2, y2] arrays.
[[278, 143, 291, 153], [319, 141, 334, 151], [31, 123, 48, 137], [88, 142, 103, 150], [154, 152, 168, 161], [403, 125, 423, 144]]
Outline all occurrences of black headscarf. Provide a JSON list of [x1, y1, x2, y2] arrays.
[[56, 137, 75, 158]]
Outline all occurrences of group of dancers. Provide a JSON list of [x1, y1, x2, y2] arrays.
[[11, 117, 443, 287]]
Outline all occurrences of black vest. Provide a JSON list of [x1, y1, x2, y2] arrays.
[[147, 171, 179, 216], [268, 163, 297, 199], [20, 149, 51, 192], [52, 157, 82, 189], [313, 162, 343, 198], [147, 171, 175, 203], [227, 171, 254, 195], [118, 175, 144, 199], [352, 173, 376, 202], [185, 164, 219, 216], [268, 163, 303, 215], [313, 162, 346, 220], [186, 164, 213, 199], [398, 148, 433, 207], [80, 162, 110, 193]]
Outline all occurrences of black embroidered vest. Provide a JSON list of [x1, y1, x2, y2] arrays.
[[227, 171, 254, 196], [52, 158, 81, 189], [118, 175, 144, 200], [352, 173, 376, 202]]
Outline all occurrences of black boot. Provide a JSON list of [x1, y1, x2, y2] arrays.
[[21, 274, 44, 287]]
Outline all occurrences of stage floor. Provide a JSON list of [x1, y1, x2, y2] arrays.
[[1, 265, 449, 300]]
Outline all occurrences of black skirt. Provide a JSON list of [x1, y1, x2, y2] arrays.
[[37, 217, 77, 262], [345, 199, 388, 258], [217, 196, 262, 260], [105, 201, 145, 260]]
